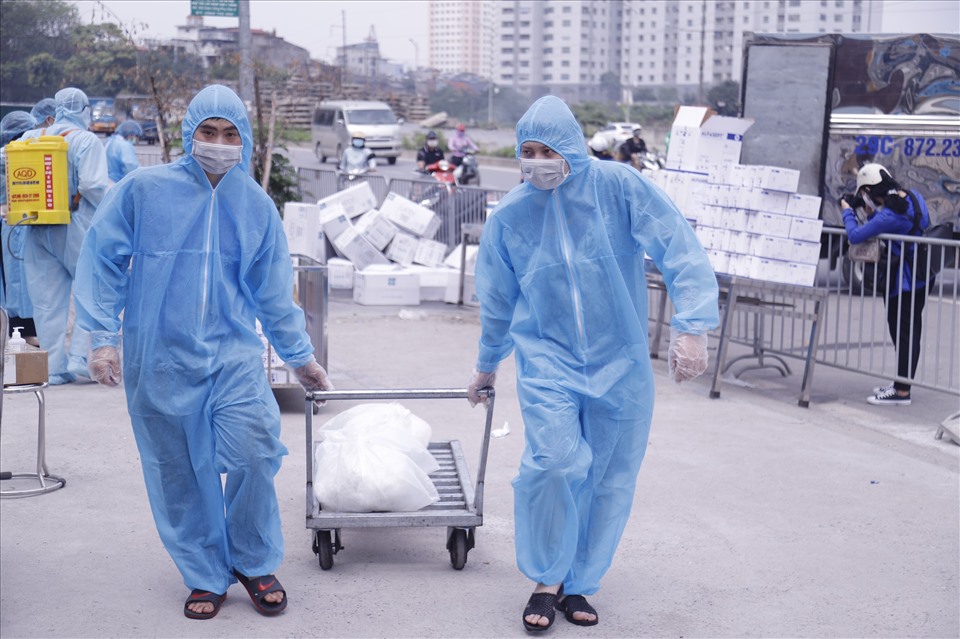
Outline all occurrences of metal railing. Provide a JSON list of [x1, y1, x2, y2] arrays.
[[648, 228, 960, 399]]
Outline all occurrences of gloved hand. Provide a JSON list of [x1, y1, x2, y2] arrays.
[[467, 369, 496, 407], [668, 329, 708, 384], [88, 346, 121, 387], [293, 357, 333, 392]]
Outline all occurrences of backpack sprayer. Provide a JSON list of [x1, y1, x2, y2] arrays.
[[3, 134, 72, 225]]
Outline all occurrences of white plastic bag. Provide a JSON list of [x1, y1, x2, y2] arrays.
[[313, 403, 440, 512]]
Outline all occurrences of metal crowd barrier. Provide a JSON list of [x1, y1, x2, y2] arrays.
[[647, 228, 960, 402]]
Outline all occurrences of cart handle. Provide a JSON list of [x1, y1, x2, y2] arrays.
[[306, 388, 492, 402]]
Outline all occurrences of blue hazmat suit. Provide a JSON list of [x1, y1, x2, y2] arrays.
[[104, 121, 142, 182], [19, 88, 110, 383], [30, 98, 57, 126], [74, 84, 316, 595], [1, 111, 38, 320], [474, 96, 719, 595]]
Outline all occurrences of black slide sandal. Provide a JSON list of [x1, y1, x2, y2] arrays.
[[233, 570, 287, 616], [522, 586, 563, 633], [556, 594, 599, 626], [183, 589, 226, 620]]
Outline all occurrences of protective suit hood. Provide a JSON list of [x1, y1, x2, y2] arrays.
[[30, 98, 56, 124], [514, 96, 592, 177], [181, 84, 253, 173], [1, 111, 37, 146], [54, 87, 91, 130]]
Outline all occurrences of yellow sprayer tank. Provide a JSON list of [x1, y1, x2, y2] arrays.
[[4, 135, 71, 225]]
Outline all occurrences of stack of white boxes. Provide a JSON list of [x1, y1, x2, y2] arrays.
[[650, 106, 824, 287]]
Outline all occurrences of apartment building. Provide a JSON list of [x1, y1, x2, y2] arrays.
[[428, 0, 496, 78], [430, 0, 882, 102]]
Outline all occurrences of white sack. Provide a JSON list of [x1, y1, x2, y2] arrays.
[[313, 403, 440, 512]]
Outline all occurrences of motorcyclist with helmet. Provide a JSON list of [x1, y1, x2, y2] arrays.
[[339, 136, 376, 173], [587, 132, 615, 161], [416, 130, 445, 171], [449, 123, 479, 168], [619, 127, 648, 168]]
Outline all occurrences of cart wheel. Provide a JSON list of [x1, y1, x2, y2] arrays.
[[449, 528, 468, 570], [316, 530, 334, 570]]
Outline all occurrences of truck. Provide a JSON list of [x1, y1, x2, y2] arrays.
[[88, 96, 118, 134], [737, 32, 960, 282]]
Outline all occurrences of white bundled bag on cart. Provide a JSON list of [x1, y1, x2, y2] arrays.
[[313, 403, 440, 512]]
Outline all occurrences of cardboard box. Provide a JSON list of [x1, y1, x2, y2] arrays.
[[354, 209, 398, 251], [665, 106, 712, 171], [318, 201, 353, 241], [749, 189, 790, 215], [444, 272, 479, 307], [785, 194, 823, 220], [789, 239, 822, 265], [317, 181, 378, 219], [379, 192, 441, 238], [444, 243, 479, 274], [327, 257, 355, 289], [754, 165, 801, 193], [353, 266, 420, 306], [789, 217, 824, 243], [3, 347, 48, 386], [695, 115, 754, 171], [785, 262, 818, 287], [413, 238, 447, 267], [331, 226, 390, 272], [756, 212, 794, 239], [405, 264, 458, 302], [385, 232, 419, 266], [282, 202, 326, 263]]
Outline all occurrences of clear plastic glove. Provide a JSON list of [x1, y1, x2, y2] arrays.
[[668, 329, 708, 384], [293, 357, 333, 392], [467, 369, 496, 407], [88, 346, 121, 387]]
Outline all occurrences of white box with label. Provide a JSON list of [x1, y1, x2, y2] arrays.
[[317, 181, 378, 219], [785, 194, 823, 220], [379, 192, 441, 238], [354, 209, 398, 251], [332, 226, 390, 272], [385, 231, 419, 265], [353, 266, 421, 306], [788, 216, 824, 243], [282, 202, 326, 263]]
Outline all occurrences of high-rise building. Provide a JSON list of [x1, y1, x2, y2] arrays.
[[428, 0, 495, 77], [430, 0, 883, 102]]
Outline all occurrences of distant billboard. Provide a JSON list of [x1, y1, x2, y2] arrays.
[[190, 0, 238, 17]]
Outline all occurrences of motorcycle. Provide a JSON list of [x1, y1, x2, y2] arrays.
[[335, 163, 375, 190], [453, 149, 480, 186], [413, 159, 488, 246], [638, 150, 666, 172]]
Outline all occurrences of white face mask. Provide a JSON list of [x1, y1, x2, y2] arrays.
[[192, 140, 242, 175], [427, 140, 438, 148], [520, 158, 570, 190]]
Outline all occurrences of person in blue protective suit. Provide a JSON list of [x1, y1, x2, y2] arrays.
[[1, 111, 38, 342], [18, 88, 110, 384], [466, 96, 719, 632], [104, 120, 142, 182], [74, 84, 333, 621], [30, 98, 56, 129], [840, 163, 930, 406]]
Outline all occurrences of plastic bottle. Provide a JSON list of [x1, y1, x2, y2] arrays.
[[8, 326, 27, 352]]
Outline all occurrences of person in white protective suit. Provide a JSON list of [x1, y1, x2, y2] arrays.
[[74, 84, 333, 621], [104, 120, 142, 182], [19, 87, 110, 384], [466, 96, 719, 632]]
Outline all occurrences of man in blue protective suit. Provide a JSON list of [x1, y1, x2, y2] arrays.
[[466, 96, 719, 632], [74, 84, 333, 620], [1, 111, 39, 341], [30, 98, 56, 129], [104, 120, 142, 182], [19, 87, 110, 384]]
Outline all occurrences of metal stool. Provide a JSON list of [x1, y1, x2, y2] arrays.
[[1, 382, 66, 498]]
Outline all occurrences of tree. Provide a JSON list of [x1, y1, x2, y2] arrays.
[[0, 0, 79, 100], [63, 23, 138, 96], [707, 80, 741, 116]]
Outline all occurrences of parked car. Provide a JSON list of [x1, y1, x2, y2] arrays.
[[597, 121, 643, 146], [136, 119, 159, 145]]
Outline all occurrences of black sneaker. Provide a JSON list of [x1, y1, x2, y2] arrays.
[[867, 387, 911, 406]]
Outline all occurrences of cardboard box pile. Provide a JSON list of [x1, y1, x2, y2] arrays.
[[283, 183, 468, 304], [651, 106, 824, 287]]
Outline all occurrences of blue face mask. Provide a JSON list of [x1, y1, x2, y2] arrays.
[[352, 139, 364, 149]]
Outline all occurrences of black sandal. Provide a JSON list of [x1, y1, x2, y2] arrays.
[[183, 589, 226, 620], [232, 570, 287, 616], [556, 594, 599, 626], [522, 585, 563, 633]]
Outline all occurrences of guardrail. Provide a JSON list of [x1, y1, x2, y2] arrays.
[[648, 227, 960, 400]]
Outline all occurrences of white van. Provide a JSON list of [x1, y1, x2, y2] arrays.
[[312, 100, 401, 165]]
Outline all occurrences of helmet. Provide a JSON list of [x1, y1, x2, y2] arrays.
[[426, 130, 437, 140], [456, 123, 465, 132], [633, 127, 642, 135], [588, 132, 609, 153], [855, 163, 898, 198]]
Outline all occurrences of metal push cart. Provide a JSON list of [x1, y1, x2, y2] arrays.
[[264, 259, 328, 412], [304, 388, 495, 570]]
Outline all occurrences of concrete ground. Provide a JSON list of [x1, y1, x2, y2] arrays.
[[1, 291, 958, 639]]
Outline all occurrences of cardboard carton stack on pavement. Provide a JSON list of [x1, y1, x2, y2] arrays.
[[282, 182, 474, 306], [650, 106, 824, 286]]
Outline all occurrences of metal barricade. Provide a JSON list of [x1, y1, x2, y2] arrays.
[[297, 168, 340, 204]]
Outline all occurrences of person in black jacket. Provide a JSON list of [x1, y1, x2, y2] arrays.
[[416, 130, 445, 171]]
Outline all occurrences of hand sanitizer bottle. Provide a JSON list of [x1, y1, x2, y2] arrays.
[[8, 326, 27, 352]]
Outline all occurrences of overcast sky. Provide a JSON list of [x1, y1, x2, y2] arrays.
[[70, 0, 960, 69]]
